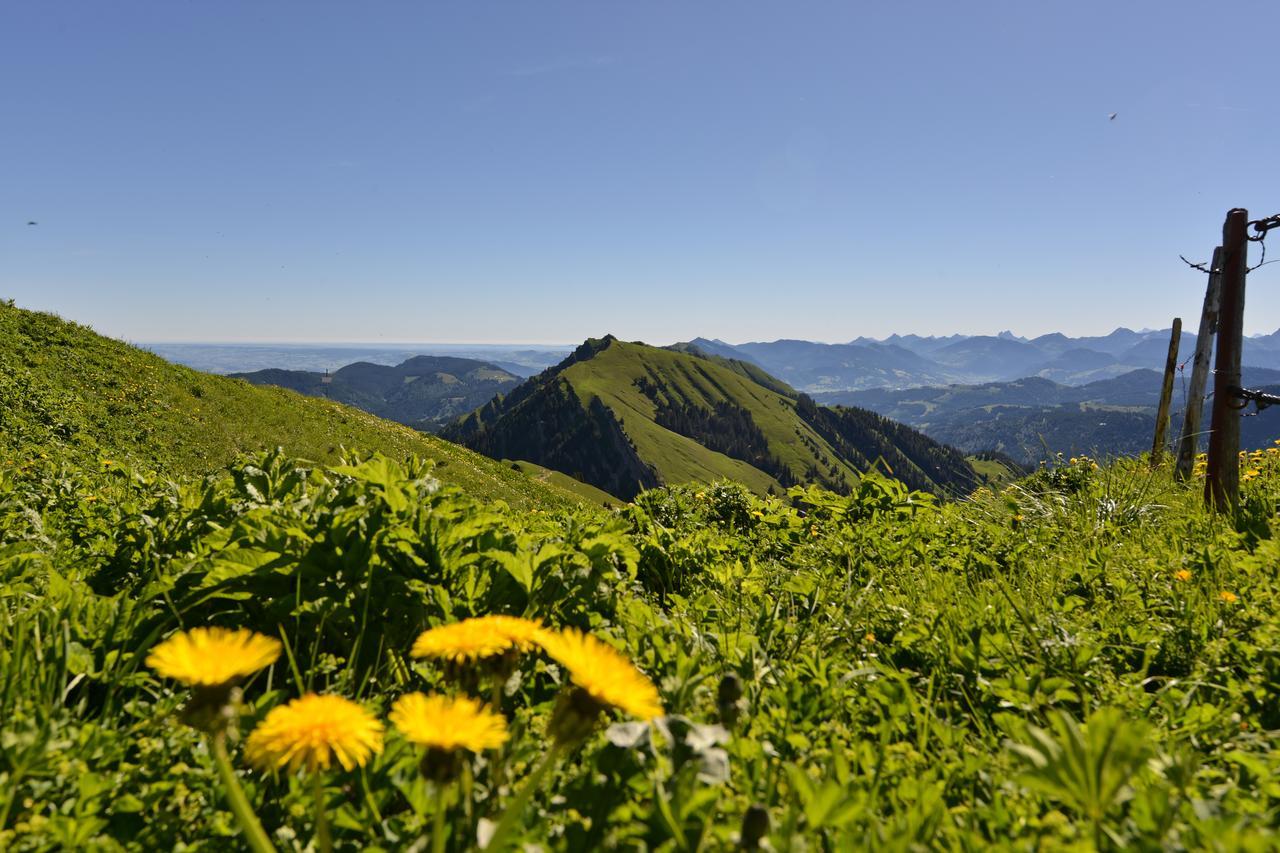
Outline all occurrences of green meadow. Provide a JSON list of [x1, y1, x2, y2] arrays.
[[4, 302, 1280, 849]]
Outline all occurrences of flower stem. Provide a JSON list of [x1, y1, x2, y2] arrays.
[[209, 733, 276, 853], [490, 678, 507, 795], [482, 742, 562, 851], [432, 781, 448, 853], [312, 772, 333, 853]]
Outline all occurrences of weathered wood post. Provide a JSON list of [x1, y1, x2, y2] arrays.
[[1175, 247, 1223, 481], [1205, 209, 1249, 511], [1151, 318, 1181, 465]]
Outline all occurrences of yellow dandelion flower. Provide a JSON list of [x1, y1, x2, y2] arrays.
[[539, 628, 663, 721], [390, 693, 508, 752], [410, 615, 544, 663], [1219, 590, 1238, 603], [146, 627, 281, 687], [864, 632, 876, 644], [245, 694, 383, 773], [1174, 569, 1192, 582]]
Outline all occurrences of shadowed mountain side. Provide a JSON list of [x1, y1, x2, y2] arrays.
[[232, 355, 520, 432]]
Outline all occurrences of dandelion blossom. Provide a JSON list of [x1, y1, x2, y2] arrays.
[[1219, 590, 1239, 603], [147, 628, 281, 687], [1174, 569, 1192, 582], [390, 693, 508, 752], [245, 694, 383, 773], [411, 616, 544, 664], [540, 629, 663, 721]]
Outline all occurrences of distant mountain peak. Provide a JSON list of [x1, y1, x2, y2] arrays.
[[444, 337, 976, 499]]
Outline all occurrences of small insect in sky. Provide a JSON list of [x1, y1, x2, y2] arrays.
[[1108, 113, 1118, 121], [27, 221, 38, 226]]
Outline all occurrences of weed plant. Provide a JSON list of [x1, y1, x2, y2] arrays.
[[2, 448, 1280, 849]]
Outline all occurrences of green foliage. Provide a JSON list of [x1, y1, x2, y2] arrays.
[[6, 434, 1280, 848]]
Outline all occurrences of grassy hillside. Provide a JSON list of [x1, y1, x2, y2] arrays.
[[0, 301, 587, 508], [508, 459, 620, 506], [447, 337, 976, 499], [7, 440, 1280, 848]]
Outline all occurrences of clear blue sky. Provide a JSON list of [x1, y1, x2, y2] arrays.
[[3, 2, 1278, 344]]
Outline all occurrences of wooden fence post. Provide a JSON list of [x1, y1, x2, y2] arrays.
[[1205, 209, 1250, 511], [1175, 247, 1223, 481], [1151, 318, 1181, 465]]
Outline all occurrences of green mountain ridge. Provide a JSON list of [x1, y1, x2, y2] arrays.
[[444, 335, 977, 499], [0, 300, 590, 509], [230, 355, 520, 432]]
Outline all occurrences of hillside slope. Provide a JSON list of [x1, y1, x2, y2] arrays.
[[231, 355, 520, 432], [444, 336, 976, 499], [0, 301, 587, 508]]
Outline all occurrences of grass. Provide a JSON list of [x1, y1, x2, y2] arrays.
[[966, 454, 1023, 486], [0, 301, 590, 509], [507, 460, 621, 505], [563, 339, 861, 492]]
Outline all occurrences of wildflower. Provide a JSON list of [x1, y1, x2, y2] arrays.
[[864, 632, 876, 643], [390, 693, 508, 753], [147, 628, 281, 688], [751, 510, 764, 519], [696, 492, 706, 500], [540, 629, 662, 745], [411, 616, 544, 665], [1174, 569, 1192, 582], [541, 629, 662, 721], [245, 694, 384, 773], [1219, 590, 1239, 604], [1013, 514, 1024, 523]]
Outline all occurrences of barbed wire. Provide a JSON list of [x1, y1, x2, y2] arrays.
[[1247, 213, 1280, 241], [1180, 212, 1277, 275], [1179, 255, 1217, 274]]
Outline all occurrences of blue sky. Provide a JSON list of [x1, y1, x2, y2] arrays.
[[3, 2, 1278, 344]]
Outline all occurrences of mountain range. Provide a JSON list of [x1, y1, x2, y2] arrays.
[[683, 328, 1280, 392], [231, 356, 521, 432], [820, 368, 1280, 466], [442, 336, 979, 499]]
